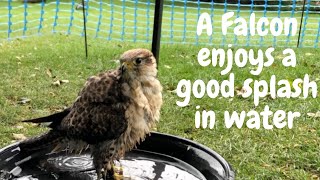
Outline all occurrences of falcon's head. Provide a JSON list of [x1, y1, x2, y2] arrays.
[[120, 49, 157, 80]]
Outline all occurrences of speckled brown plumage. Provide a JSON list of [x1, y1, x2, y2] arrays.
[[20, 48, 163, 180]]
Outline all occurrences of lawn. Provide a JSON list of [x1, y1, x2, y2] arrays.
[[0, 1, 320, 180]]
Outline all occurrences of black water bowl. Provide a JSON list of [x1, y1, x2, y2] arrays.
[[0, 132, 235, 180]]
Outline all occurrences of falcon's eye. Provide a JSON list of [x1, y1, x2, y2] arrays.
[[135, 58, 142, 64]]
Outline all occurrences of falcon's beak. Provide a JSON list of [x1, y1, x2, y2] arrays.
[[121, 62, 133, 73]]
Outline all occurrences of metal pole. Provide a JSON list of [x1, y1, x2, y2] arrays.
[[297, 0, 307, 48], [151, 0, 164, 65], [82, 0, 88, 58]]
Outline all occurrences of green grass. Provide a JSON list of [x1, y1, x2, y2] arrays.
[[0, 34, 320, 179]]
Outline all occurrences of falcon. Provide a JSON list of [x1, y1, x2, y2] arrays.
[[19, 48, 163, 179]]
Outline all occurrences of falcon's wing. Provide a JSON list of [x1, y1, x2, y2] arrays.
[[23, 69, 127, 146], [22, 69, 127, 144], [57, 69, 128, 144], [20, 69, 127, 151]]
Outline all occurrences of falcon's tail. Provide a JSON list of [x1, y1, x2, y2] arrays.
[[22, 108, 70, 128], [20, 109, 70, 153], [0, 131, 62, 169], [18, 131, 62, 154]]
